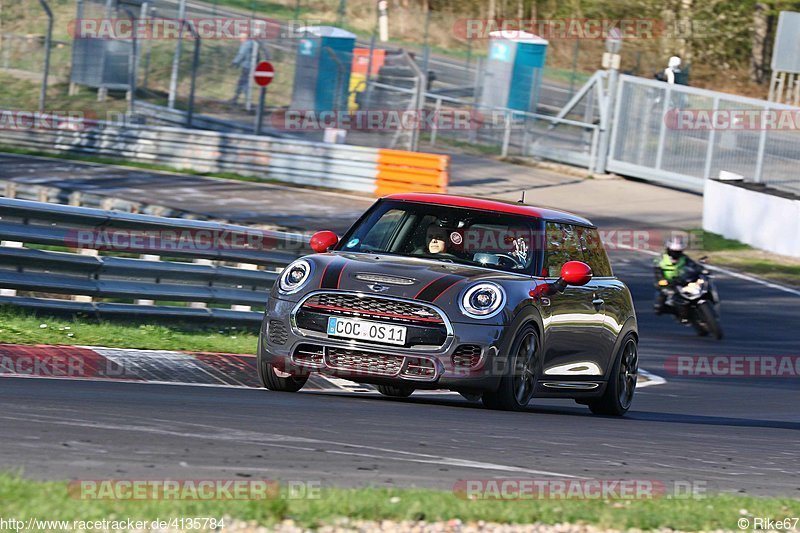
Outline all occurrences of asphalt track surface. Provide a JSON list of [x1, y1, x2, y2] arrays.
[[1, 246, 798, 497]]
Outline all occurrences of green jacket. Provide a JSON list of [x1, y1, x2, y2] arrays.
[[656, 253, 687, 282]]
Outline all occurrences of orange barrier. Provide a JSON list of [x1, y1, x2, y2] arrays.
[[375, 149, 449, 196]]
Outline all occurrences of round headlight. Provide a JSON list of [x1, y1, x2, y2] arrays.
[[278, 259, 313, 294], [460, 282, 505, 319]]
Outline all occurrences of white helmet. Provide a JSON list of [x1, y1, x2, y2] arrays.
[[668, 56, 681, 69], [666, 236, 686, 253]]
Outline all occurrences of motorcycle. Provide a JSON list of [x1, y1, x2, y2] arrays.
[[657, 259, 722, 339]]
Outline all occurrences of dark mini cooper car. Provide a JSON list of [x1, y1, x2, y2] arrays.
[[258, 193, 638, 415]]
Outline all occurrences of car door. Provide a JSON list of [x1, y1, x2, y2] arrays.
[[576, 226, 621, 376], [540, 222, 608, 379]]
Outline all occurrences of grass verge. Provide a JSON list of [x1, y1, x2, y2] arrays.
[[1, 473, 798, 531], [0, 307, 257, 354], [692, 230, 800, 287]]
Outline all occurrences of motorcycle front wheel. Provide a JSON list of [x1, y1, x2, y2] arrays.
[[696, 301, 723, 340]]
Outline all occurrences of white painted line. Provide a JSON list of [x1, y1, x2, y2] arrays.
[[637, 369, 666, 388], [0, 412, 578, 479]]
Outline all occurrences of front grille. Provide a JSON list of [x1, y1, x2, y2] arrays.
[[303, 293, 444, 325], [292, 344, 439, 381], [326, 347, 404, 376], [452, 345, 482, 368], [267, 320, 288, 345]]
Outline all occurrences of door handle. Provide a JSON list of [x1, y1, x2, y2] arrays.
[[592, 298, 605, 308]]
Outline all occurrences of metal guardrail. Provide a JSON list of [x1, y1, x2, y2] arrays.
[[0, 198, 309, 322]]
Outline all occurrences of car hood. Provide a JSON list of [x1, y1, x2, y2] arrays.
[[306, 252, 510, 302]]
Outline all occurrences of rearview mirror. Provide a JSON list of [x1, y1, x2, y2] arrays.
[[310, 231, 338, 253]]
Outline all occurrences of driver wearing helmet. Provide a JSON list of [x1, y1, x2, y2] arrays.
[[654, 236, 698, 313]]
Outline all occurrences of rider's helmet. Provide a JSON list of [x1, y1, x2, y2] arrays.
[[668, 56, 681, 70], [665, 235, 686, 260]]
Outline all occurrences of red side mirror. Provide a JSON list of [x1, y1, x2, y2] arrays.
[[310, 231, 338, 253], [560, 261, 593, 286]]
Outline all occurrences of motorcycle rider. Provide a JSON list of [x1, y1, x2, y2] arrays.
[[654, 236, 699, 314]]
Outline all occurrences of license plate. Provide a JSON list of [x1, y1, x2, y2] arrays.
[[327, 317, 407, 346]]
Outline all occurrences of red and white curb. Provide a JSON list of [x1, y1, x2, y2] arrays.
[[0, 344, 664, 393]]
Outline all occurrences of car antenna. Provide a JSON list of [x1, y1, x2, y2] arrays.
[[518, 190, 526, 204]]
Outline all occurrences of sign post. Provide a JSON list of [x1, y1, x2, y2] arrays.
[[253, 60, 274, 135]]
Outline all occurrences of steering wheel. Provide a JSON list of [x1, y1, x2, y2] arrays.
[[495, 253, 524, 269]]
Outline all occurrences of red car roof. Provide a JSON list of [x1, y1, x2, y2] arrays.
[[384, 193, 594, 227]]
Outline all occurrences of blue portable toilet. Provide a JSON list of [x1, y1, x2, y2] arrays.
[[291, 26, 356, 113], [480, 30, 548, 113]]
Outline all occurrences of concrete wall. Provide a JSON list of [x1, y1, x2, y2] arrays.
[[703, 179, 800, 258]]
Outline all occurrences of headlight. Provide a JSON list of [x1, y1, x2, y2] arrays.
[[460, 282, 505, 319], [278, 259, 313, 294], [679, 281, 702, 298]]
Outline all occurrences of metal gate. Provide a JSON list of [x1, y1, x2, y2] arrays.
[[606, 74, 800, 195]]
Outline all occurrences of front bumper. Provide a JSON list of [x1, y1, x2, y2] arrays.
[[260, 295, 507, 392]]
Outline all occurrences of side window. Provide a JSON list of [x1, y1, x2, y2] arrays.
[[578, 227, 613, 277], [358, 209, 405, 250], [544, 223, 583, 277]]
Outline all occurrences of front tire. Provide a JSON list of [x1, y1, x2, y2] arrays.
[[697, 301, 723, 340], [257, 338, 308, 392], [376, 384, 415, 398], [589, 335, 638, 416], [482, 326, 539, 411]]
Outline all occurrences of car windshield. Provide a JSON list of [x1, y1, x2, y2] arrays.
[[337, 200, 543, 274]]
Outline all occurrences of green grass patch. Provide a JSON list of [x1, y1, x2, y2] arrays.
[[0, 307, 257, 354], [0, 473, 798, 530], [694, 230, 752, 252], [687, 230, 800, 287]]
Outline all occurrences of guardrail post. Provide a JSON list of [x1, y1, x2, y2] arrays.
[[0, 241, 22, 297], [230, 263, 258, 312], [135, 254, 160, 305], [73, 249, 98, 303], [189, 258, 213, 308]]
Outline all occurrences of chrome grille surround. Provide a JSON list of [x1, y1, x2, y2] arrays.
[[291, 291, 453, 353]]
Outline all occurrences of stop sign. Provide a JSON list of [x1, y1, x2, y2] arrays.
[[253, 61, 274, 87]]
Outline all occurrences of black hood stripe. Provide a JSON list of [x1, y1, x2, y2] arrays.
[[320, 258, 347, 289], [415, 274, 463, 302]]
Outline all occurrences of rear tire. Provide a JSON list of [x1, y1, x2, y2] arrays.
[[376, 384, 415, 398], [482, 326, 539, 412], [588, 335, 638, 416], [257, 338, 308, 392]]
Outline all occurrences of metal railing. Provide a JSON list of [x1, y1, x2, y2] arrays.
[[607, 74, 800, 195], [0, 198, 308, 322]]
